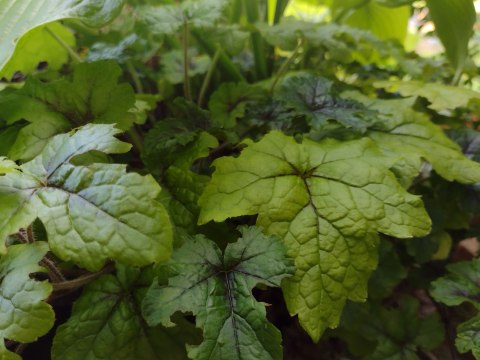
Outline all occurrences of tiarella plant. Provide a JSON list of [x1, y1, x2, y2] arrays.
[[2, 0, 480, 359]]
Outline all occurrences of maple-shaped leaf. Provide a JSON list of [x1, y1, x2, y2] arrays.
[[278, 75, 376, 134], [52, 265, 200, 360], [0, 60, 135, 160], [0, 124, 172, 270], [374, 80, 480, 112], [198, 131, 430, 341], [341, 297, 444, 360], [0, 242, 54, 360], [430, 260, 480, 359], [346, 92, 480, 186], [142, 226, 294, 360]]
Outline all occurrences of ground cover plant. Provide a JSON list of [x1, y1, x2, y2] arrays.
[[2, 0, 480, 358]]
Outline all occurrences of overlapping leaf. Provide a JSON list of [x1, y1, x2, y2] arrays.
[[346, 92, 480, 185], [0, 60, 135, 161], [340, 297, 444, 360], [431, 260, 480, 359], [0, 0, 123, 71], [52, 265, 199, 360], [0, 124, 172, 270], [0, 242, 54, 360], [142, 226, 294, 359], [198, 131, 430, 340]]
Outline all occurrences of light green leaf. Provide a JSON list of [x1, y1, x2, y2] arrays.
[[0, 124, 172, 270], [0, 157, 18, 174], [0, 242, 54, 360], [160, 49, 210, 85], [0, 23, 75, 80], [374, 80, 480, 111], [52, 265, 200, 360], [138, 0, 229, 36], [426, 0, 476, 74], [198, 131, 430, 340], [0, 0, 124, 72], [346, 92, 480, 185], [142, 226, 294, 360], [341, 297, 444, 360], [0, 60, 136, 161], [337, 1, 410, 42]]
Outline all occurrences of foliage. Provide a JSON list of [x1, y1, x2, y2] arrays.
[[0, 0, 480, 359]]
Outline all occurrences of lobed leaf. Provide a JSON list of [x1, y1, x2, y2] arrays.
[[142, 226, 294, 360], [198, 131, 430, 340], [0, 242, 54, 360], [0, 124, 172, 270]]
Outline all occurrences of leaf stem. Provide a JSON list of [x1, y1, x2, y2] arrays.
[[127, 127, 144, 153], [198, 48, 221, 107], [243, 0, 269, 80], [183, 19, 192, 100], [45, 26, 82, 63], [270, 38, 303, 94], [52, 263, 115, 291], [40, 256, 66, 283]]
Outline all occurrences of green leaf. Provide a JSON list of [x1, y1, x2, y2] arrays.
[[0, 157, 18, 174], [208, 82, 267, 129], [198, 131, 430, 340], [448, 128, 480, 163], [0, 60, 136, 160], [0, 242, 54, 360], [338, 1, 410, 42], [52, 265, 200, 360], [426, 0, 476, 74], [138, 0, 229, 36], [142, 226, 294, 360], [0, 23, 75, 80], [0, 0, 124, 72], [278, 75, 376, 134], [374, 80, 480, 111], [430, 260, 480, 358], [161, 132, 218, 242], [160, 49, 210, 85], [456, 316, 480, 359], [430, 260, 480, 309], [341, 297, 444, 360], [347, 93, 480, 184], [0, 124, 172, 270]]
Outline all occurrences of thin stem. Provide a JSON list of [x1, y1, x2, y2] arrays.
[[182, 19, 192, 100], [26, 224, 35, 243], [127, 128, 144, 153], [270, 39, 303, 94], [126, 60, 144, 94], [244, 0, 269, 80], [272, 0, 290, 24], [52, 263, 115, 291], [40, 256, 66, 283], [198, 48, 221, 107], [45, 26, 82, 63]]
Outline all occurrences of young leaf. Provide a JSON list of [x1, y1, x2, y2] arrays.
[[374, 80, 480, 111], [341, 297, 444, 360], [0, 61, 135, 161], [0, 0, 123, 71], [138, 0, 229, 36], [456, 317, 480, 359], [0, 124, 172, 270], [0, 242, 54, 360], [52, 265, 200, 360], [198, 131, 431, 341], [0, 157, 18, 174], [142, 226, 294, 360]]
